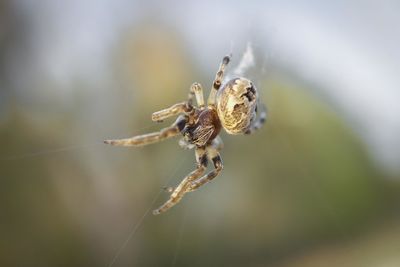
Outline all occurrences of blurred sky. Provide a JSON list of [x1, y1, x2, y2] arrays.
[[3, 0, 400, 174]]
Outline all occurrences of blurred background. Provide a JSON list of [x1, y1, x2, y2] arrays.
[[1, 0, 400, 266]]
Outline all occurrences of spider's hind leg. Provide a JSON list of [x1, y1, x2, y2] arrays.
[[153, 147, 207, 215], [191, 82, 205, 109], [187, 142, 223, 192], [104, 115, 187, 147], [207, 55, 231, 106], [167, 137, 224, 196]]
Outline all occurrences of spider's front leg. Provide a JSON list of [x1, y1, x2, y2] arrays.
[[104, 115, 187, 147], [187, 141, 223, 192], [153, 147, 207, 215]]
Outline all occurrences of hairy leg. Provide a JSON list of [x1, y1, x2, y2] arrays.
[[191, 82, 205, 108], [104, 116, 187, 147], [151, 102, 192, 122], [187, 144, 223, 192], [153, 147, 207, 215], [151, 82, 202, 122], [207, 55, 231, 106]]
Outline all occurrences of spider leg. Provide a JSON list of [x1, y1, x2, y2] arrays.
[[190, 82, 205, 108], [104, 115, 187, 147], [151, 82, 202, 122], [153, 147, 207, 215], [187, 143, 223, 192], [245, 103, 267, 135], [151, 102, 192, 122], [207, 55, 231, 106]]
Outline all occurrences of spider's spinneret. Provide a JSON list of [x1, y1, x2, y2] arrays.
[[216, 78, 258, 134]]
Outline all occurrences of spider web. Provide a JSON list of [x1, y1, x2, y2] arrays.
[[0, 44, 267, 266], [170, 202, 189, 267], [107, 154, 189, 267], [0, 118, 192, 266], [107, 45, 260, 266], [0, 123, 159, 161], [0, 43, 256, 162], [225, 42, 255, 82]]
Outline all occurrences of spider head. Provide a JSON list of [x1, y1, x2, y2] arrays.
[[216, 78, 258, 134]]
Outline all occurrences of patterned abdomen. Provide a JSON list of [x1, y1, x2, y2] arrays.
[[216, 78, 258, 134]]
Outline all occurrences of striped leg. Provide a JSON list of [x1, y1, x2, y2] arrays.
[[207, 55, 231, 106], [104, 116, 187, 147], [151, 82, 202, 122], [187, 143, 223, 192], [153, 147, 207, 215], [191, 82, 205, 108], [245, 103, 267, 135], [151, 102, 191, 122]]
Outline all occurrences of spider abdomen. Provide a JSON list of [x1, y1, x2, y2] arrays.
[[216, 78, 258, 134]]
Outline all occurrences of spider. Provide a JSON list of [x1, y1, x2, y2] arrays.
[[104, 55, 267, 215]]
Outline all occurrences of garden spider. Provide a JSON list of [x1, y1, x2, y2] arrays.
[[104, 55, 266, 215]]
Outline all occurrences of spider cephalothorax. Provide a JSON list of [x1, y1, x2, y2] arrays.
[[104, 55, 267, 215], [182, 108, 221, 147]]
